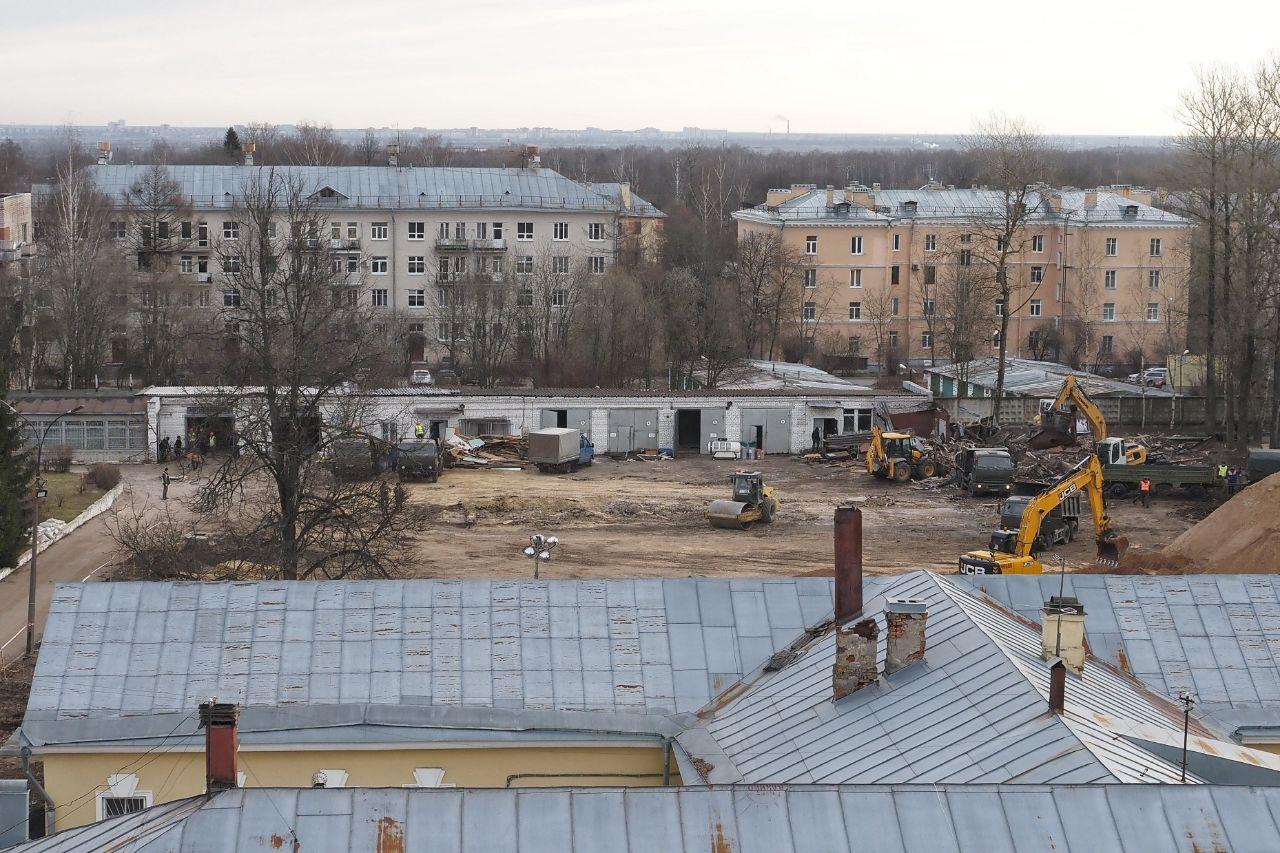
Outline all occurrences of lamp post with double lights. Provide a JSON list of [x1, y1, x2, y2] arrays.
[[522, 534, 559, 579]]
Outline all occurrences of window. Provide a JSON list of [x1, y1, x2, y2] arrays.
[[551, 288, 567, 308], [408, 222, 425, 240], [995, 300, 1005, 316], [1101, 334, 1114, 353], [1147, 302, 1160, 321], [924, 265, 936, 285], [1148, 269, 1161, 289], [959, 249, 972, 267], [960, 233, 972, 244], [453, 221, 465, 239], [484, 256, 503, 275], [1032, 234, 1044, 253], [1102, 302, 1116, 321], [371, 222, 388, 240], [222, 221, 239, 240], [992, 330, 1002, 348], [346, 256, 359, 273], [330, 222, 342, 240], [1104, 270, 1117, 290], [475, 222, 488, 240], [890, 265, 900, 285], [805, 235, 818, 254], [1030, 266, 1043, 284], [223, 256, 241, 273], [589, 256, 606, 275], [197, 222, 209, 246], [96, 775, 152, 822], [223, 290, 240, 308], [492, 222, 505, 239], [803, 301, 816, 321], [888, 330, 899, 348], [408, 256, 426, 274], [923, 298, 935, 316], [518, 287, 533, 307], [437, 286, 452, 308], [371, 257, 388, 274], [346, 222, 358, 240], [372, 289, 389, 308], [264, 288, 278, 308], [516, 256, 534, 274], [554, 222, 570, 241], [804, 269, 817, 288], [848, 269, 862, 288], [110, 221, 126, 240], [891, 297, 900, 316], [408, 289, 426, 308], [1150, 237, 1162, 257], [848, 301, 862, 320], [1028, 329, 1041, 350], [924, 234, 937, 251], [921, 331, 933, 348], [587, 222, 605, 241], [180, 256, 194, 274], [1030, 299, 1042, 317], [1105, 237, 1117, 256], [198, 290, 209, 308], [552, 255, 570, 274], [180, 221, 192, 239], [516, 222, 534, 241], [892, 234, 901, 252], [850, 235, 863, 255]]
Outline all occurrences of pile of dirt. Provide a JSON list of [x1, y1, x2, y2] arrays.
[[1161, 471, 1280, 571]]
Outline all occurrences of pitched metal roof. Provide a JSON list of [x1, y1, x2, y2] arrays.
[[677, 572, 1250, 786], [926, 357, 1175, 398], [16, 784, 1280, 852], [83, 165, 663, 215], [21, 578, 835, 746], [583, 182, 665, 218], [955, 573, 1280, 738]]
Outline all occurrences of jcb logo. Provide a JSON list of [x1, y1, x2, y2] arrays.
[[1061, 484, 1078, 498]]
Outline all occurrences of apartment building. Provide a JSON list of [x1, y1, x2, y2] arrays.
[[0, 191, 34, 264], [734, 182, 1192, 369], [76, 156, 664, 363]]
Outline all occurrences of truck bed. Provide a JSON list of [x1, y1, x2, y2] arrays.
[[1102, 463, 1219, 494]]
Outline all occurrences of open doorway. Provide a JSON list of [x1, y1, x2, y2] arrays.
[[675, 409, 702, 454], [816, 417, 838, 437]]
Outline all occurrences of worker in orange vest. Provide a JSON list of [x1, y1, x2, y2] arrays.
[[1138, 477, 1152, 509]]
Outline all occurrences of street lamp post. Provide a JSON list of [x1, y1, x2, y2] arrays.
[[10, 403, 84, 659], [522, 534, 558, 579]]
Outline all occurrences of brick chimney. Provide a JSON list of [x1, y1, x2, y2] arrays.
[[242, 143, 256, 167], [386, 144, 399, 167], [97, 142, 112, 165], [1083, 190, 1098, 209], [884, 598, 927, 674], [833, 618, 878, 700], [825, 185, 835, 208], [1048, 658, 1067, 714], [199, 702, 240, 792], [1042, 595, 1086, 675], [834, 504, 863, 623], [619, 181, 633, 211]]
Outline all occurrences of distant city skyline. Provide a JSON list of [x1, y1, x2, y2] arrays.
[[6, 0, 1279, 136]]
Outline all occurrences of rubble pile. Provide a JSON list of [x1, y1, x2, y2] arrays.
[[444, 433, 529, 469]]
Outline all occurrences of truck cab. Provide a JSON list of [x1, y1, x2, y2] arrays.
[[578, 432, 596, 467], [955, 448, 1016, 496], [1096, 437, 1145, 466]]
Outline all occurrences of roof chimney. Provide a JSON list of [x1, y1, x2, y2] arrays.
[[242, 142, 255, 167], [834, 504, 863, 623], [619, 181, 633, 211], [1083, 191, 1098, 209], [825, 185, 835, 208], [884, 598, 927, 674], [1042, 595, 1086, 675], [1048, 659, 1067, 713], [526, 145, 541, 171], [833, 618, 878, 700], [199, 702, 239, 792], [386, 144, 399, 167], [97, 142, 112, 165]]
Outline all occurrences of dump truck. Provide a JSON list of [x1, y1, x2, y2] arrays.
[[1100, 463, 1219, 498], [529, 428, 594, 474], [954, 448, 1016, 496], [396, 439, 445, 482]]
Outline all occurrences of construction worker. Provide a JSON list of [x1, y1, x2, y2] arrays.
[[161, 468, 171, 501], [1226, 466, 1240, 496], [415, 422, 425, 439], [811, 425, 822, 454], [1137, 477, 1152, 509], [208, 432, 217, 455], [1217, 462, 1228, 480]]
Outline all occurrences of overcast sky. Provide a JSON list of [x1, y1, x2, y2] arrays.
[[6, 0, 1278, 135]]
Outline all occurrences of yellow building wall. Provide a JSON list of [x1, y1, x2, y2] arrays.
[[45, 744, 678, 829]]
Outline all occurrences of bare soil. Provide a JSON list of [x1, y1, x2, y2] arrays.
[[400, 455, 1202, 580]]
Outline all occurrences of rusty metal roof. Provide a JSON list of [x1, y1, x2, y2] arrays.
[[13, 784, 1280, 852]]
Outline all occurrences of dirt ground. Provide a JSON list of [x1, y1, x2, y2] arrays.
[[400, 455, 1204, 580]]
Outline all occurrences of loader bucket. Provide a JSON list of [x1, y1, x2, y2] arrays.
[[707, 500, 751, 530], [1095, 533, 1129, 567]]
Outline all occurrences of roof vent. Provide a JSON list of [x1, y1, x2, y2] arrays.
[[901, 200, 918, 216], [1042, 595, 1086, 674], [1123, 204, 1139, 218]]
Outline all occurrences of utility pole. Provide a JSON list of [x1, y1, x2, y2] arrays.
[[1179, 692, 1196, 782]]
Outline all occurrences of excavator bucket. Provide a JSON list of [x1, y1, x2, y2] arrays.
[[707, 500, 752, 530], [1027, 427, 1074, 450], [1096, 533, 1129, 566]]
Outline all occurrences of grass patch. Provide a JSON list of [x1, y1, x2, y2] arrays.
[[39, 472, 106, 523]]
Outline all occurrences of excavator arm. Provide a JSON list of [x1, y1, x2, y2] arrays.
[[1012, 455, 1127, 565], [1030, 375, 1110, 448]]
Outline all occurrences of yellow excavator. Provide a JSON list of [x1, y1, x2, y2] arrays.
[[707, 471, 780, 530], [865, 423, 943, 482], [958, 454, 1128, 574], [1028, 375, 1148, 466]]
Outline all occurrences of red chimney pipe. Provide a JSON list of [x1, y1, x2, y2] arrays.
[[1048, 659, 1066, 714], [199, 702, 240, 792], [834, 504, 863, 623]]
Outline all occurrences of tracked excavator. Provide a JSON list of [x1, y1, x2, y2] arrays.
[[959, 454, 1128, 574], [1028, 375, 1148, 466], [706, 471, 780, 530]]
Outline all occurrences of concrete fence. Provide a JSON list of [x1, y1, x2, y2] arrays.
[[937, 396, 1224, 430]]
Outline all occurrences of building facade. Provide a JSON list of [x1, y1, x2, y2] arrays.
[[734, 183, 1192, 370]]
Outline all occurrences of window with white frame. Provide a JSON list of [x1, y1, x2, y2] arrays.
[[1102, 302, 1116, 321], [1150, 237, 1162, 257], [995, 299, 1005, 316], [330, 222, 342, 240], [888, 330, 899, 348], [803, 301, 816, 321], [849, 269, 862, 288], [437, 221, 450, 239], [197, 222, 209, 246], [1101, 334, 1114, 353], [345, 222, 358, 240], [804, 269, 817, 288], [553, 222, 570, 241], [371, 257, 388, 274], [371, 289, 389, 307], [96, 774, 152, 822], [408, 256, 425, 275], [1105, 237, 1117, 256], [848, 301, 862, 320], [371, 222, 388, 240], [453, 221, 465, 239], [1147, 302, 1160, 321], [1030, 266, 1043, 284], [517, 222, 534, 241], [1104, 270, 1117, 290], [589, 256, 606, 274], [223, 290, 240, 308], [518, 287, 533, 306], [180, 256, 194, 274], [890, 297, 900, 316], [850, 235, 863, 255], [346, 256, 358, 273], [223, 256, 241, 273], [588, 222, 605, 241], [222, 221, 239, 240], [551, 288, 567, 308], [408, 222, 425, 240], [1148, 269, 1161, 289], [892, 233, 901, 251], [960, 233, 972, 244], [1030, 299, 1042, 317], [924, 234, 937, 251], [1031, 234, 1044, 253], [552, 256, 570, 274], [921, 331, 932, 348], [110, 221, 126, 240], [408, 289, 426, 308], [493, 222, 505, 239], [198, 290, 209, 307], [475, 222, 488, 239], [805, 235, 818, 254], [516, 256, 534, 274], [437, 286, 452, 307]]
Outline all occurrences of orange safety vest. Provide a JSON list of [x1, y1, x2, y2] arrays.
[[1139, 479, 1151, 492]]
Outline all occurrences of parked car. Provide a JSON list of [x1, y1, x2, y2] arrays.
[[1126, 367, 1167, 388], [409, 368, 433, 386]]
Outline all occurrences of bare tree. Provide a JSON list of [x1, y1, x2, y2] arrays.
[[284, 122, 347, 166], [729, 231, 804, 360], [356, 129, 381, 166], [861, 287, 899, 374]]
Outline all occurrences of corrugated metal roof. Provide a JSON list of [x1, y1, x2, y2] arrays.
[[678, 573, 1243, 786], [15, 784, 1280, 852], [12, 393, 146, 416], [22, 578, 836, 744], [927, 357, 1175, 398], [583, 182, 665, 218], [955, 573, 1280, 738]]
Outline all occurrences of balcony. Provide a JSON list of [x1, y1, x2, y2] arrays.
[[330, 238, 361, 250], [196, 272, 213, 283], [472, 238, 507, 252], [435, 237, 469, 252]]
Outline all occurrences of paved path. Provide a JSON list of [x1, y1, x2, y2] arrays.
[[0, 464, 195, 666]]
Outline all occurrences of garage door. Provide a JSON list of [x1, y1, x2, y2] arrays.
[[739, 409, 792, 454], [540, 408, 593, 431], [700, 409, 726, 452], [606, 409, 658, 453]]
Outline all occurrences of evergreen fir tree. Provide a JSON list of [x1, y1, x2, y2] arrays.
[[0, 288, 35, 569], [223, 126, 242, 159]]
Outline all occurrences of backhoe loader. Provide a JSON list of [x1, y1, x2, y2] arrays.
[[1028, 375, 1148, 465], [958, 454, 1128, 574], [865, 424, 944, 482]]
